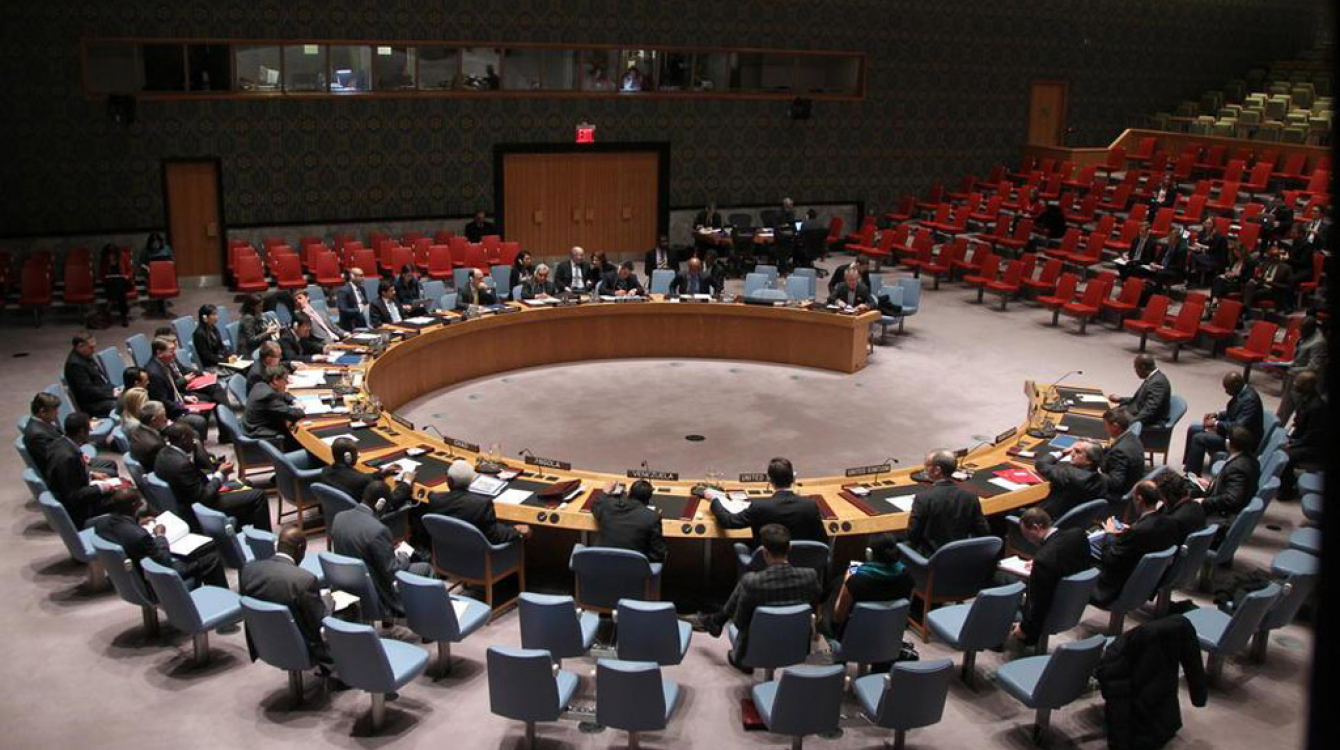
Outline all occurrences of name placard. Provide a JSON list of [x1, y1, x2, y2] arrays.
[[627, 469, 679, 481], [844, 463, 892, 478], [442, 436, 480, 454], [995, 426, 1018, 444], [525, 455, 572, 471], [739, 472, 770, 483]]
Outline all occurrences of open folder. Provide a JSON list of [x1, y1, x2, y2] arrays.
[[154, 511, 213, 556]]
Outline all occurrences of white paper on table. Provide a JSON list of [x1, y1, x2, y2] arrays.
[[295, 397, 332, 414], [288, 372, 326, 389], [890, 496, 915, 513], [494, 488, 533, 506], [998, 555, 1032, 577], [563, 485, 584, 501], [405, 316, 436, 325], [988, 477, 1028, 492], [383, 458, 421, 476], [221, 359, 253, 371], [1076, 394, 1109, 404], [718, 498, 750, 514], [521, 298, 558, 306], [687, 294, 712, 301], [394, 540, 416, 557], [469, 475, 508, 496], [320, 433, 357, 446], [348, 333, 380, 343]]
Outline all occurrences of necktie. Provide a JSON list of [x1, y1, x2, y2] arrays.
[[689, 275, 699, 294], [92, 355, 108, 383], [389, 300, 401, 323]]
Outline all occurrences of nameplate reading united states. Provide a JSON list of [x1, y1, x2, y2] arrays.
[[844, 463, 892, 478], [525, 455, 572, 471], [739, 473, 770, 483], [627, 469, 679, 481], [443, 436, 481, 453]]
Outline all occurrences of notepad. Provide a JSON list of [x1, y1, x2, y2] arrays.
[[451, 598, 473, 622], [469, 475, 508, 496], [717, 497, 750, 514], [154, 511, 212, 556], [494, 488, 533, 506], [521, 298, 559, 306], [988, 477, 1028, 493], [888, 495, 915, 513], [998, 555, 1033, 578], [295, 396, 332, 414], [405, 316, 437, 325], [1075, 394, 1109, 404], [327, 589, 360, 612], [220, 359, 252, 371]]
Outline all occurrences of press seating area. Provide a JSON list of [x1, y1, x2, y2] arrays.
[[0, 247, 178, 327]]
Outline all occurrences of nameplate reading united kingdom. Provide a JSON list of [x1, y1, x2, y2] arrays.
[[443, 436, 480, 453], [739, 473, 770, 483], [525, 455, 572, 471], [844, 463, 892, 478], [627, 469, 679, 481]]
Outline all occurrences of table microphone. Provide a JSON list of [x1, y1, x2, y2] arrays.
[[1042, 369, 1084, 413], [877, 457, 900, 483], [421, 424, 451, 457]]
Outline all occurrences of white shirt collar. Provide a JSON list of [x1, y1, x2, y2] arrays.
[[273, 552, 296, 565]]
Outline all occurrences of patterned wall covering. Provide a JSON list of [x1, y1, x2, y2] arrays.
[[1, 0, 1316, 240]]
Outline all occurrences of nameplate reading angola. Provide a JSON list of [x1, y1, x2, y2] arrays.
[[525, 455, 572, 471]]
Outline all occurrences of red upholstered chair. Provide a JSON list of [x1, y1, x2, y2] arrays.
[[448, 237, 470, 267], [1225, 320, 1280, 382], [984, 259, 1027, 310], [919, 238, 963, 290], [1098, 183, 1132, 213], [62, 258, 96, 314], [921, 204, 951, 232], [367, 231, 390, 249], [1020, 258, 1063, 298], [401, 231, 424, 245], [1240, 162, 1272, 193], [1064, 231, 1108, 272], [974, 216, 1011, 251], [1038, 273, 1080, 325], [1043, 228, 1082, 262], [433, 230, 456, 245], [824, 216, 844, 246], [886, 225, 917, 260], [1298, 169, 1330, 199], [962, 254, 1000, 296], [1207, 183, 1240, 213], [1062, 164, 1098, 191], [147, 260, 180, 315], [350, 249, 378, 276], [1038, 173, 1063, 201], [1150, 298, 1206, 361], [1272, 154, 1307, 183], [1100, 278, 1145, 326], [499, 242, 521, 267], [425, 245, 454, 281], [1096, 146, 1126, 175], [1195, 145, 1226, 174], [389, 247, 415, 275], [1197, 300, 1243, 356], [233, 253, 270, 293], [1059, 276, 1113, 333], [271, 253, 306, 291], [949, 238, 987, 280], [996, 217, 1034, 254], [1123, 294, 1171, 350], [915, 183, 944, 211], [1214, 158, 1246, 188], [903, 240, 935, 278], [19, 257, 53, 326], [481, 234, 502, 254], [463, 243, 489, 271], [1148, 207, 1174, 237], [945, 175, 976, 202], [313, 251, 343, 288], [1064, 193, 1098, 225], [970, 197, 1002, 225], [1127, 136, 1158, 165], [1105, 218, 1141, 254], [1297, 252, 1325, 305], [1237, 222, 1262, 253], [1173, 194, 1207, 225], [883, 195, 915, 224]]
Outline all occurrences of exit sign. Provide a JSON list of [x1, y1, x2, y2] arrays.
[[575, 122, 596, 143]]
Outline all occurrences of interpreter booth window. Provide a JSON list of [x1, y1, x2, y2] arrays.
[[234, 45, 281, 92], [618, 49, 658, 92], [460, 47, 502, 90], [329, 45, 372, 93], [794, 55, 861, 95], [187, 45, 230, 92], [579, 49, 618, 91], [691, 53, 732, 92], [283, 44, 328, 92], [418, 47, 461, 90], [85, 42, 142, 94], [660, 51, 691, 90], [373, 46, 417, 90], [142, 43, 186, 92], [503, 49, 575, 90], [731, 53, 794, 93]]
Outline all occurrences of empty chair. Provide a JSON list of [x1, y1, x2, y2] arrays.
[[126, 333, 152, 369], [147, 260, 181, 311], [615, 599, 692, 666], [649, 269, 676, 295], [854, 659, 956, 750], [1200, 498, 1265, 587], [396, 570, 490, 676], [831, 599, 910, 674], [1094, 546, 1177, 635], [570, 546, 660, 612], [994, 634, 1108, 743], [36, 491, 106, 589], [926, 582, 1025, 684], [141, 557, 242, 665], [743, 272, 770, 297], [1033, 568, 1101, 653], [191, 503, 250, 570], [518, 592, 597, 667], [240, 526, 326, 585], [257, 441, 323, 531], [1182, 583, 1281, 684], [323, 616, 430, 732], [785, 274, 812, 300], [595, 659, 683, 749], [728, 603, 813, 680], [750, 664, 846, 750], [1155, 525, 1218, 614], [318, 551, 384, 623], [1251, 550, 1319, 662], [899, 536, 1003, 640], [486, 646, 579, 748], [422, 513, 525, 612], [1142, 394, 1187, 464], [240, 596, 318, 706], [92, 534, 161, 635]]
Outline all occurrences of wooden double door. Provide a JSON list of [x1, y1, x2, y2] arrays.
[[503, 151, 659, 257]]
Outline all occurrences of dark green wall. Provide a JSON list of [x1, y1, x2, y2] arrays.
[[1, 0, 1316, 236]]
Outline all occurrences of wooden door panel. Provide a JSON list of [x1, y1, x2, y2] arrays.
[[617, 152, 659, 253], [164, 161, 222, 277], [1027, 81, 1068, 147]]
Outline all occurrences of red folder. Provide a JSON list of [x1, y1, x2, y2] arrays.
[[184, 402, 216, 414], [186, 372, 218, 390]]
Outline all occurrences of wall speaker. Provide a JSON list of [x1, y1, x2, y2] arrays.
[[107, 95, 136, 126], [789, 97, 812, 120]]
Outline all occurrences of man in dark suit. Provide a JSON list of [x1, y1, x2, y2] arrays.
[[1157, 473, 1205, 543], [1152, 227, 1190, 287], [412, 460, 530, 552], [463, 210, 498, 244], [602, 262, 645, 296], [554, 246, 595, 293], [155, 422, 272, 532], [246, 342, 285, 396], [591, 480, 666, 563], [1035, 440, 1108, 520], [318, 438, 412, 512], [278, 313, 327, 365], [1183, 371, 1263, 476], [906, 450, 990, 555], [826, 263, 878, 311], [668, 257, 720, 297], [92, 488, 228, 589], [65, 333, 118, 417], [1012, 508, 1093, 648], [1189, 220, 1229, 284], [144, 337, 211, 440], [456, 268, 498, 309], [1278, 371, 1326, 501], [694, 204, 723, 229], [693, 524, 822, 671], [368, 280, 407, 327], [244, 366, 305, 448], [335, 268, 370, 330], [1243, 242, 1296, 311], [521, 264, 560, 300], [23, 392, 66, 480], [1118, 224, 1156, 280], [710, 457, 827, 544], [828, 256, 872, 294], [128, 401, 168, 468], [1108, 354, 1171, 430], [644, 235, 680, 278], [1099, 407, 1145, 502], [47, 413, 121, 529], [239, 525, 329, 664], [1093, 481, 1181, 605], [329, 483, 435, 618], [1192, 426, 1260, 528]]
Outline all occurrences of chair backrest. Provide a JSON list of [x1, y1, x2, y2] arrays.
[[959, 582, 1026, 649], [397, 570, 461, 641], [1214, 583, 1282, 654], [896, 277, 922, 312], [1054, 499, 1109, 531], [192, 503, 250, 569], [1041, 568, 1100, 637], [92, 534, 156, 607], [785, 274, 811, 300], [571, 547, 653, 611], [323, 616, 398, 693], [241, 596, 316, 672], [768, 665, 846, 738], [1110, 546, 1177, 613], [318, 551, 383, 622], [596, 659, 670, 732], [423, 513, 495, 580], [126, 333, 152, 368], [1165, 524, 1219, 591], [839, 599, 910, 664], [1050, 273, 1079, 302], [22, 466, 46, 498], [1031, 635, 1107, 709], [141, 558, 204, 632], [487, 646, 565, 722], [744, 603, 813, 669], [490, 264, 513, 297], [519, 592, 590, 659], [1213, 498, 1265, 565], [142, 472, 182, 517], [1243, 321, 1279, 354], [1156, 394, 1188, 433], [648, 268, 676, 295], [96, 347, 128, 388], [872, 659, 956, 730], [241, 526, 278, 560], [1260, 558, 1320, 631], [927, 536, 1004, 600], [615, 600, 685, 665], [743, 273, 769, 297], [37, 492, 93, 563], [172, 317, 196, 352], [258, 440, 302, 502]]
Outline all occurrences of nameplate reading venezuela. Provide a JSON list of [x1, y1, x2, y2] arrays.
[[739, 473, 770, 483], [525, 455, 572, 471], [844, 463, 893, 478], [627, 469, 679, 481], [442, 436, 481, 453]]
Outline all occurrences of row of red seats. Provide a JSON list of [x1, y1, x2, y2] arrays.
[[8, 255, 178, 326]]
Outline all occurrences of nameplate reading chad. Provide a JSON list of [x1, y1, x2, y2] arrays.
[[442, 436, 481, 454], [739, 472, 770, 483], [525, 455, 572, 471], [844, 463, 892, 478], [627, 469, 680, 481]]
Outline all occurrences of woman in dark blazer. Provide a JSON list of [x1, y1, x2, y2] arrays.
[[237, 293, 278, 356], [192, 304, 232, 371]]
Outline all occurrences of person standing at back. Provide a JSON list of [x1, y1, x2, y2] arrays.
[[906, 449, 990, 555], [710, 457, 827, 544]]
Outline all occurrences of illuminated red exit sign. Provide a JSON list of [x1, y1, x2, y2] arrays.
[[575, 121, 596, 143]]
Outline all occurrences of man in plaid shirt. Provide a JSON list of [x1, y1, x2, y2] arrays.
[[693, 524, 822, 672]]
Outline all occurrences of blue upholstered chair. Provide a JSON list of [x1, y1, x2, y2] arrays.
[[994, 634, 1107, 743], [96, 346, 128, 389], [141, 557, 242, 665], [751, 664, 846, 749], [240, 596, 317, 706], [735, 539, 830, 581], [1094, 545, 1177, 634], [518, 592, 598, 668], [191, 503, 251, 570], [323, 616, 429, 732], [570, 545, 660, 612], [257, 440, 323, 531], [614, 600, 691, 666], [126, 333, 152, 368], [926, 581, 1026, 684], [396, 570, 490, 676], [743, 272, 770, 297], [37, 491, 106, 589], [649, 269, 675, 295], [899, 536, 1003, 641], [490, 265, 512, 298], [215, 405, 272, 481], [727, 603, 812, 680], [1035, 568, 1101, 653], [1142, 394, 1187, 463], [854, 658, 955, 750], [142, 472, 183, 518], [22, 467, 47, 501], [595, 658, 682, 747], [1183, 583, 1281, 684], [318, 551, 384, 623], [831, 599, 910, 674], [310, 482, 358, 534], [486, 646, 579, 747], [92, 534, 161, 635], [1155, 524, 1218, 614], [423, 513, 524, 613], [1252, 550, 1319, 662], [1200, 498, 1265, 587]]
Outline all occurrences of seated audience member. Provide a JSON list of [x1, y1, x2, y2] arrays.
[[510, 250, 536, 288], [644, 235, 680, 278], [24, 392, 68, 477], [293, 289, 346, 344], [64, 332, 119, 417], [1158, 472, 1205, 543], [1242, 241, 1295, 311], [1012, 508, 1092, 648], [590, 252, 616, 286], [826, 263, 878, 311], [335, 268, 371, 330], [457, 268, 498, 309], [156, 422, 271, 532], [246, 342, 285, 395], [1190, 426, 1260, 527], [237, 293, 280, 356], [1275, 317, 1327, 423], [329, 482, 435, 618], [127, 401, 170, 468], [239, 525, 329, 665], [318, 438, 412, 513], [1107, 354, 1171, 431], [1183, 371, 1263, 476], [1151, 226, 1190, 288], [93, 488, 228, 589], [393, 264, 427, 313], [828, 255, 872, 294], [521, 264, 559, 300], [243, 366, 305, 450], [693, 524, 822, 671], [1209, 239, 1253, 300], [1035, 440, 1107, 520], [1277, 371, 1327, 502], [1188, 219, 1228, 284], [413, 460, 530, 552], [192, 305, 234, 371], [144, 337, 214, 440], [830, 532, 912, 637], [48, 413, 122, 529], [278, 313, 327, 364], [463, 209, 498, 244], [711, 457, 827, 544], [591, 479, 666, 563], [906, 450, 990, 555], [602, 261, 645, 296], [1099, 407, 1144, 502], [554, 246, 595, 293], [122, 366, 149, 393], [1117, 224, 1157, 280], [368, 280, 407, 327], [694, 203, 723, 229], [117, 387, 149, 431], [669, 257, 720, 297], [702, 250, 728, 290], [1092, 481, 1180, 605]]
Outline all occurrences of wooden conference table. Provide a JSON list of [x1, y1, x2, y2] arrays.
[[290, 298, 1107, 580]]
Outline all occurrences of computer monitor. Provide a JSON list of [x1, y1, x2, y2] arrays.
[[793, 220, 804, 231]]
